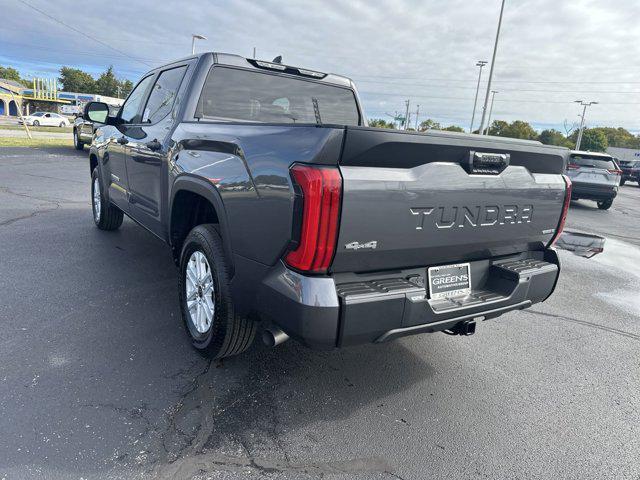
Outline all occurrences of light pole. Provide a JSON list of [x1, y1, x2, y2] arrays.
[[484, 90, 498, 135], [415, 104, 420, 130], [191, 34, 207, 55], [574, 100, 598, 150], [470, 60, 488, 133], [404, 99, 410, 130], [478, 0, 506, 136]]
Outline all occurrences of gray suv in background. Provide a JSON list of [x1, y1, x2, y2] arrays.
[[566, 150, 621, 210]]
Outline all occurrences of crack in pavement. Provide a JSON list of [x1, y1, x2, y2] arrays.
[[153, 451, 394, 479], [21, 172, 85, 185], [0, 185, 86, 227], [0, 184, 85, 205], [526, 309, 640, 341]]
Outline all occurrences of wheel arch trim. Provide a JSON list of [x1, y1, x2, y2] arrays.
[[170, 174, 235, 274]]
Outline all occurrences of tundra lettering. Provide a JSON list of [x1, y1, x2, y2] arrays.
[[411, 205, 534, 230], [85, 51, 569, 358]]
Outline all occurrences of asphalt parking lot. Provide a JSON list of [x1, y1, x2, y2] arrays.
[[1, 147, 639, 480]]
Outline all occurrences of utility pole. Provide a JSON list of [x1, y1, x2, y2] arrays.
[[404, 100, 410, 130], [414, 104, 420, 130], [191, 34, 207, 54], [484, 90, 498, 135], [253, 47, 256, 59], [574, 100, 598, 150], [470, 61, 487, 133], [478, 0, 506, 135]]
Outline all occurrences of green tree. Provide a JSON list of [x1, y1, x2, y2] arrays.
[[369, 118, 396, 129], [119, 79, 134, 98], [442, 125, 465, 133], [587, 127, 640, 149], [419, 118, 441, 131], [502, 120, 539, 140], [569, 128, 608, 152], [95, 66, 119, 97], [0, 66, 31, 87], [539, 129, 571, 147], [486, 120, 509, 136], [59, 66, 96, 93]]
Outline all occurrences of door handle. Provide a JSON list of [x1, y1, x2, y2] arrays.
[[145, 139, 162, 151], [117, 136, 128, 145]]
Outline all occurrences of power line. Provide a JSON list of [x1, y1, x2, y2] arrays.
[[355, 79, 640, 93], [358, 90, 640, 105], [16, 0, 153, 68]]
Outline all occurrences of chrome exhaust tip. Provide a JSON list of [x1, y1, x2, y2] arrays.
[[262, 327, 289, 347]]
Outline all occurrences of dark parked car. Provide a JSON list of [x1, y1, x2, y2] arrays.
[[73, 105, 119, 150], [620, 159, 640, 186], [82, 52, 571, 359]]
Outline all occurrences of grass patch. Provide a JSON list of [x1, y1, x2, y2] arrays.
[[0, 137, 74, 148], [0, 124, 73, 133]]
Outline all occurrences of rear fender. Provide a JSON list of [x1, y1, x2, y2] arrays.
[[170, 175, 235, 274]]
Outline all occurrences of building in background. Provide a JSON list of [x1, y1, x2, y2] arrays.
[[0, 78, 24, 116], [0, 77, 124, 118], [607, 146, 640, 162]]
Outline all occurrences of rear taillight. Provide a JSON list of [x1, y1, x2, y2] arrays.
[[285, 164, 342, 273], [608, 169, 623, 175], [567, 164, 579, 170], [549, 174, 572, 247]]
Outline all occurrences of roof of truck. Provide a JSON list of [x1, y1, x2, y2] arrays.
[[154, 52, 354, 88]]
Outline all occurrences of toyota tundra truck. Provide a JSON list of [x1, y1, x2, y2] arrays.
[[84, 52, 571, 358]]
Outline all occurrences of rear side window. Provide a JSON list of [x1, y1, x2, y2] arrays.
[[142, 66, 187, 124], [197, 67, 360, 125], [569, 154, 615, 170]]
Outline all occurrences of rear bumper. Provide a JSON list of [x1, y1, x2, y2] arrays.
[[257, 250, 560, 349], [572, 182, 617, 201]]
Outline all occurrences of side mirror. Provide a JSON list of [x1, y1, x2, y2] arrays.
[[84, 102, 110, 124]]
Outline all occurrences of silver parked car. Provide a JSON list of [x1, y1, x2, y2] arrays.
[[566, 150, 621, 210]]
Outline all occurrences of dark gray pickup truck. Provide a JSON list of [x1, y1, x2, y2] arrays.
[[84, 52, 572, 358]]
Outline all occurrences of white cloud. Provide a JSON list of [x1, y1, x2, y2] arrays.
[[2, 0, 638, 131]]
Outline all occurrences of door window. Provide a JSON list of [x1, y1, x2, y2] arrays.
[[120, 75, 154, 124], [142, 66, 187, 124]]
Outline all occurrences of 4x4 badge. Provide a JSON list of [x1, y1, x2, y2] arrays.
[[345, 241, 377, 251]]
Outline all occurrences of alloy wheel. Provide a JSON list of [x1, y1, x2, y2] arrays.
[[185, 251, 215, 334], [92, 177, 101, 221]]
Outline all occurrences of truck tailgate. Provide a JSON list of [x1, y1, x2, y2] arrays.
[[331, 127, 568, 273]]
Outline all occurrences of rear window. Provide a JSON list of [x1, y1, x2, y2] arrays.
[[569, 154, 615, 170], [197, 67, 360, 125]]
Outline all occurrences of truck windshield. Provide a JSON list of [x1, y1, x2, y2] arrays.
[[197, 67, 360, 125], [569, 154, 616, 170]]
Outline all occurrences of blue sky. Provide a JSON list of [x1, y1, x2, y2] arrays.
[[2, 0, 639, 133]]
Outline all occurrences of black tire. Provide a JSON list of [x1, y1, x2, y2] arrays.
[[59, 122, 65, 128], [74, 129, 84, 150], [178, 224, 256, 359], [91, 168, 123, 230], [597, 199, 613, 210], [33, 120, 39, 126], [620, 179, 626, 186]]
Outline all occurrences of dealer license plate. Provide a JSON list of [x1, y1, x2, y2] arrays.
[[427, 263, 471, 300]]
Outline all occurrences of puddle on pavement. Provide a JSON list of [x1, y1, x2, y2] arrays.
[[556, 230, 640, 315]]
